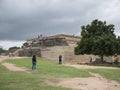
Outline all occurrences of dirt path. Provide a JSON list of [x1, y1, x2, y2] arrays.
[[45, 72, 120, 90], [0, 56, 9, 63], [45, 64, 120, 90], [64, 64, 120, 69], [0, 56, 30, 73], [1, 56, 120, 89], [2, 62, 30, 73]]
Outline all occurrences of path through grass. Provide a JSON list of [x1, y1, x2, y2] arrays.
[[0, 57, 90, 90], [0, 57, 120, 90]]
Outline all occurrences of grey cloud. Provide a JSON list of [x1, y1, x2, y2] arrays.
[[0, 0, 120, 40]]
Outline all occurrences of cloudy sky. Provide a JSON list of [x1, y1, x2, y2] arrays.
[[0, 0, 120, 49]]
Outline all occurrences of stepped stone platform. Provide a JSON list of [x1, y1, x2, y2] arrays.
[[14, 34, 80, 57], [14, 34, 120, 64]]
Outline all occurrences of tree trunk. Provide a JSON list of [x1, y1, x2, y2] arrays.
[[101, 55, 104, 63]]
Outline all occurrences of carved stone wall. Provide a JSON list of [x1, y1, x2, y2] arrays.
[[16, 48, 41, 57]]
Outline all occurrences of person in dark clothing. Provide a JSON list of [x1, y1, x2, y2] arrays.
[[59, 55, 62, 64], [32, 55, 37, 70], [89, 56, 92, 64]]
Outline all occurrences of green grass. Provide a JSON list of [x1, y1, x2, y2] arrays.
[[88, 69, 120, 82], [0, 58, 90, 90], [6, 58, 90, 78], [0, 57, 120, 90]]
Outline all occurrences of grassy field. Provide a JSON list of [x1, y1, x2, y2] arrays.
[[0, 57, 120, 90]]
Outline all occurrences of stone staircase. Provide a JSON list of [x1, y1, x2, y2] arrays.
[[40, 46, 96, 64], [41, 46, 66, 60]]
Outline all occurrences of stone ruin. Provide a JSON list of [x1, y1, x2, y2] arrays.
[[22, 34, 69, 48], [14, 34, 120, 64], [14, 34, 80, 57]]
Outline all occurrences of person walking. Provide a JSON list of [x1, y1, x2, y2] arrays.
[[59, 54, 62, 64], [32, 55, 37, 70]]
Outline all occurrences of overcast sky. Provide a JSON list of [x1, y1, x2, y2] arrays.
[[0, 0, 120, 49]]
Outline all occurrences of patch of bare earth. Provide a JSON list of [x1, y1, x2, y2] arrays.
[[0, 56, 30, 73], [0, 56, 9, 63], [45, 72, 120, 90], [2, 63, 30, 73], [64, 64, 120, 69], [45, 64, 120, 90]]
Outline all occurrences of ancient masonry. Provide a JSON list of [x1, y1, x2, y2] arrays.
[[22, 34, 80, 48], [14, 34, 82, 63], [14, 34, 120, 64]]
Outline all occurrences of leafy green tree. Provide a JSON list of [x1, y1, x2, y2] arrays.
[[75, 19, 118, 62], [116, 36, 120, 54], [8, 46, 20, 53], [0, 47, 7, 55]]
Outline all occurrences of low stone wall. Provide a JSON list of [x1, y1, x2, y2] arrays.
[[63, 52, 97, 64], [14, 46, 120, 64], [14, 48, 41, 57], [63, 52, 120, 64]]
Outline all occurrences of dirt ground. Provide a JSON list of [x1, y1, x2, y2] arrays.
[[64, 64, 120, 69], [0, 56, 29, 73], [0, 56, 120, 90], [45, 64, 120, 90], [45, 72, 120, 90]]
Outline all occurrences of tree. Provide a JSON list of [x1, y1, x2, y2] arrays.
[[116, 36, 120, 54], [8, 46, 20, 53], [0, 47, 7, 55], [75, 19, 118, 62]]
